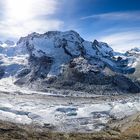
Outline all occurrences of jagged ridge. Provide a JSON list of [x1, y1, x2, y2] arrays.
[[0, 30, 139, 93], [16, 30, 135, 76]]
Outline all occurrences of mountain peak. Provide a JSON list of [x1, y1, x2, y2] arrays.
[[0, 30, 138, 93], [15, 30, 135, 76], [4, 40, 15, 46]]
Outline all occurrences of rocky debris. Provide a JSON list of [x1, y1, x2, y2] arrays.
[[69, 57, 102, 73], [108, 113, 140, 139], [0, 114, 139, 140], [65, 57, 112, 85]]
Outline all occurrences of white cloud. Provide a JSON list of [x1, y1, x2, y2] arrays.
[[81, 11, 140, 21], [0, 0, 63, 38], [0, 19, 63, 38], [5, 0, 58, 21], [98, 30, 140, 52]]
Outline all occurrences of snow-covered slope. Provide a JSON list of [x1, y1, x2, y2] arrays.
[[4, 40, 15, 46], [0, 40, 27, 78], [0, 40, 16, 56]]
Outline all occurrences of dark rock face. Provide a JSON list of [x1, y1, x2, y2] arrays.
[[16, 68, 31, 78], [29, 55, 53, 80], [0, 67, 5, 79], [113, 75, 140, 93], [16, 55, 53, 84], [67, 57, 112, 85]]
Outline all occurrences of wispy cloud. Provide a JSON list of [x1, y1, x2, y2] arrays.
[[98, 30, 140, 52], [0, 0, 63, 39], [81, 11, 140, 52], [81, 11, 140, 21]]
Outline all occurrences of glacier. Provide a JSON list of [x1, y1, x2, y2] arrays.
[[0, 30, 139, 132]]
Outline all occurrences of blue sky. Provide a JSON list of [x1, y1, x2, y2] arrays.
[[0, 0, 140, 51]]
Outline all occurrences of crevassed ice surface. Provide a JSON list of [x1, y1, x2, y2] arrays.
[[0, 78, 139, 132]]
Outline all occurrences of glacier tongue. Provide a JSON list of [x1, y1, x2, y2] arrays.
[[0, 88, 139, 132]]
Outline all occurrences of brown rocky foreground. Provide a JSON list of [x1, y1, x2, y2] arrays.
[[0, 113, 139, 140]]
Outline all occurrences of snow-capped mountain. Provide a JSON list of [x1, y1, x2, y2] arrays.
[[0, 40, 16, 56], [0, 30, 140, 93], [16, 30, 135, 75], [126, 47, 140, 57], [4, 40, 15, 46], [0, 40, 15, 47], [0, 40, 27, 79]]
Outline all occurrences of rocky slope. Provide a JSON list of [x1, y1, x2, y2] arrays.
[[0, 111, 139, 140]]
